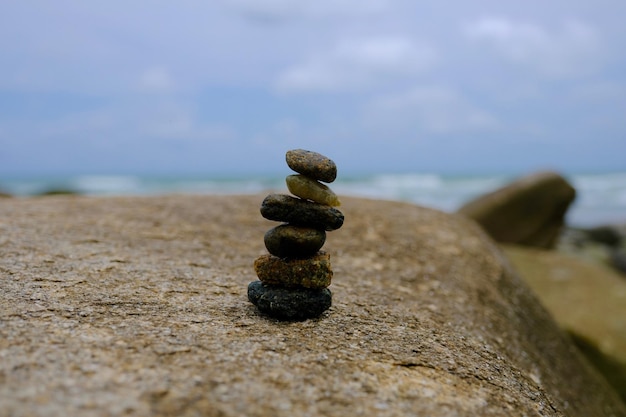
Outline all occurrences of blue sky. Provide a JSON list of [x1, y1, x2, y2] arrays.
[[1, 0, 625, 176]]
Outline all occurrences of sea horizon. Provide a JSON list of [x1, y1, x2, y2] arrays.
[[2, 170, 625, 228]]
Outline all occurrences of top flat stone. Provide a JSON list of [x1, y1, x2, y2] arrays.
[[286, 149, 337, 183]]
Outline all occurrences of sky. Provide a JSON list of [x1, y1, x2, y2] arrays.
[[0, 0, 625, 176]]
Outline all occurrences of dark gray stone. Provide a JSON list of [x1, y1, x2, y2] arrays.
[[247, 281, 332, 320], [260, 194, 344, 231], [610, 250, 626, 275], [584, 226, 623, 247], [286, 149, 337, 183], [264, 224, 326, 258]]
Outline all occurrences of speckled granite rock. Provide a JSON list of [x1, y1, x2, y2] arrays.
[[0, 195, 624, 417], [254, 252, 332, 289], [286, 149, 337, 183]]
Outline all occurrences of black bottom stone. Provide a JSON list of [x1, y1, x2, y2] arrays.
[[247, 281, 332, 321]]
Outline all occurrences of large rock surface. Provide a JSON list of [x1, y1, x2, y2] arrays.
[[457, 171, 576, 248], [0, 195, 623, 417], [502, 244, 626, 403]]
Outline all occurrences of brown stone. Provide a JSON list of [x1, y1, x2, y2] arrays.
[[286, 149, 337, 183], [254, 252, 332, 289], [457, 171, 576, 248], [0, 195, 623, 416], [264, 224, 326, 258]]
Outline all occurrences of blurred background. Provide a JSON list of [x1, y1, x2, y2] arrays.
[[1, 1, 625, 225]]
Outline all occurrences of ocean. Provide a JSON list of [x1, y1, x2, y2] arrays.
[[2, 172, 625, 227]]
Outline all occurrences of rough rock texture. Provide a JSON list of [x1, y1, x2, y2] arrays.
[[457, 171, 576, 248], [254, 252, 332, 289], [502, 244, 626, 403], [1, 195, 624, 417]]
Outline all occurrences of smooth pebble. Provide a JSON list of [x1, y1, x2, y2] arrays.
[[260, 194, 344, 231], [286, 149, 337, 183], [286, 174, 340, 207], [264, 224, 326, 258]]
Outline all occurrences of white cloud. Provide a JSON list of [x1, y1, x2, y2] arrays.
[[139, 103, 193, 138], [364, 86, 499, 134], [11, 98, 237, 150], [39, 110, 116, 138], [138, 67, 176, 93], [222, 0, 386, 21], [465, 17, 603, 78], [134, 101, 237, 142], [275, 36, 438, 92], [570, 81, 626, 102], [251, 119, 311, 146]]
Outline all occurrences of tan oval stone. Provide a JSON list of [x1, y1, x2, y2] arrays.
[[286, 174, 341, 207]]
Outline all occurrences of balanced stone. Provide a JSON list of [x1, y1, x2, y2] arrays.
[[286, 149, 337, 183], [264, 224, 326, 258], [286, 174, 340, 207], [247, 281, 332, 320], [260, 194, 344, 231], [254, 251, 332, 289]]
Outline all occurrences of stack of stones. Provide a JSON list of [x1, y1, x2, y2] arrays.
[[247, 149, 344, 320]]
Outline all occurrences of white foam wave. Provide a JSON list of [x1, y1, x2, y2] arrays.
[[71, 175, 143, 194], [1, 171, 624, 226]]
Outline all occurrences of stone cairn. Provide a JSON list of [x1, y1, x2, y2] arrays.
[[247, 149, 344, 320]]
